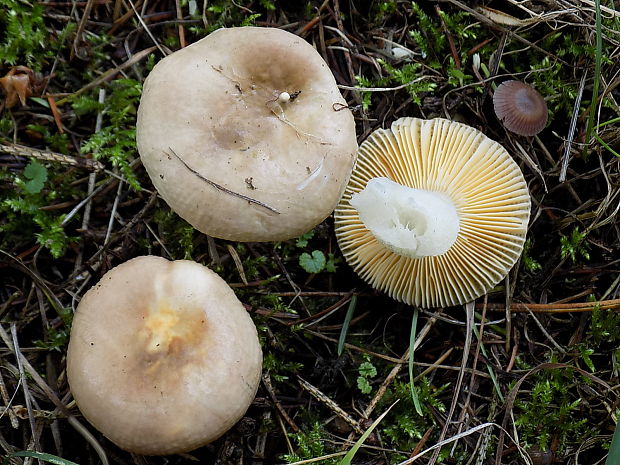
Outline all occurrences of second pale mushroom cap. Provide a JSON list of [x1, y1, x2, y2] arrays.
[[66, 256, 263, 455], [335, 117, 531, 308], [137, 26, 357, 242]]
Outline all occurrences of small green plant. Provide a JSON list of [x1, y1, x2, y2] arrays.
[[299, 250, 326, 273], [35, 307, 73, 351], [575, 343, 596, 372], [299, 250, 340, 274], [282, 422, 338, 464], [0, 0, 52, 69], [379, 59, 438, 105], [193, 0, 272, 35], [522, 239, 542, 272], [371, 0, 397, 22], [152, 209, 196, 259], [356, 4, 485, 111], [73, 78, 143, 190], [357, 359, 377, 394], [258, 0, 276, 11], [589, 305, 620, 345], [560, 227, 590, 263], [514, 366, 594, 453], [21, 160, 47, 194], [408, 4, 478, 75], [25, 123, 71, 154], [355, 74, 385, 111], [1, 162, 77, 257], [295, 229, 315, 248], [377, 378, 448, 461], [296, 229, 341, 274], [263, 352, 303, 383]]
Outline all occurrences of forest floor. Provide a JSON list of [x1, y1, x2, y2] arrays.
[[1, 1, 620, 464]]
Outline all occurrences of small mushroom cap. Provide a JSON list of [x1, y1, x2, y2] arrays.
[[66, 256, 262, 455], [335, 118, 531, 308], [493, 80, 548, 136], [137, 26, 358, 242]]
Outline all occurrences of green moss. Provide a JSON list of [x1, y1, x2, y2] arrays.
[[74, 79, 143, 190], [0, 0, 52, 69]]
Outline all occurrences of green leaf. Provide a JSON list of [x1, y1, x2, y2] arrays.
[[606, 419, 620, 465], [241, 13, 261, 26], [295, 229, 315, 248], [408, 308, 423, 415], [337, 295, 356, 356], [23, 160, 48, 194], [299, 250, 326, 273], [357, 376, 372, 394], [359, 361, 377, 378], [7, 451, 79, 465], [325, 253, 340, 273], [30, 97, 49, 107]]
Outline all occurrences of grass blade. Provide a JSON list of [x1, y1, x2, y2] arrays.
[[338, 401, 397, 465], [409, 307, 423, 415], [6, 451, 80, 465], [471, 322, 504, 402], [337, 295, 357, 356], [584, 0, 602, 155], [595, 134, 620, 158], [605, 419, 620, 465]]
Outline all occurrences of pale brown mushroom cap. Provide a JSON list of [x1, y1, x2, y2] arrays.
[[334, 117, 531, 308], [66, 256, 263, 455], [136, 26, 357, 242], [493, 80, 548, 136]]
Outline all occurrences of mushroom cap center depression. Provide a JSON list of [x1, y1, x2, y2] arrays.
[[512, 85, 545, 115], [141, 299, 204, 365], [350, 177, 460, 258]]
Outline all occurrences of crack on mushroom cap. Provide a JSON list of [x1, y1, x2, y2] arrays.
[[334, 117, 531, 308]]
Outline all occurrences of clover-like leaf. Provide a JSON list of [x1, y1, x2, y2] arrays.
[[299, 250, 326, 274], [23, 160, 48, 194]]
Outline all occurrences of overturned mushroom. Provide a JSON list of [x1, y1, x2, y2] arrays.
[[66, 256, 263, 455], [136, 26, 357, 242], [334, 117, 531, 308]]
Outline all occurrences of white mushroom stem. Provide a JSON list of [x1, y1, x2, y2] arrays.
[[350, 177, 460, 258]]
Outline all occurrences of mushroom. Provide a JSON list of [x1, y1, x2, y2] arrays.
[[493, 80, 548, 136], [66, 256, 263, 455], [136, 26, 358, 242], [334, 117, 531, 308]]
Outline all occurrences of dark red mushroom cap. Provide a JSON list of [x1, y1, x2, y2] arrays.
[[493, 80, 548, 136]]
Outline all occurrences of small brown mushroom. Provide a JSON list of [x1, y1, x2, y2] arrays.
[[136, 26, 358, 242], [334, 117, 531, 308], [66, 256, 262, 455], [493, 80, 548, 136]]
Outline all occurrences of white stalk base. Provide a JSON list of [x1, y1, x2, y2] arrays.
[[350, 177, 460, 258]]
